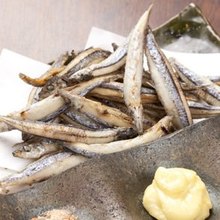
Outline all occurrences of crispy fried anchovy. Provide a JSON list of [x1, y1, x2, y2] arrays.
[[38, 76, 68, 100], [39, 103, 70, 123], [171, 59, 220, 106], [19, 52, 71, 87], [91, 98, 154, 129], [143, 111, 159, 125], [100, 81, 156, 94], [89, 87, 124, 102], [26, 87, 42, 107], [19, 67, 65, 87], [38, 48, 111, 99], [145, 27, 192, 129], [89, 87, 159, 104], [0, 74, 120, 133], [208, 75, 220, 85], [68, 41, 128, 82], [59, 90, 133, 128], [124, 5, 152, 134], [0, 152, 87, 194], [188, 101, 220, 119], [143, 103, 166, 119], [36, 74, 121, 118], [62, 108, 108, 130], [59, 113, 91, 130], [93, 98, 130, 114], [181, 83, 211, 92], [25, 53, 74, 106], [68, 73, 122, 97], [142, 74, 155, 88], [10, 93, 66, 122], [63, 116, 173, 157], [145, 101, 220, 119], [0, 116, 136, 144], [144, 110, 164, 123], [39, 73, 121, 101], [100, 81, 125, 91], [13, 138, 63, 159], [58, 47, 111, 77], [48, 50, 77, 66]]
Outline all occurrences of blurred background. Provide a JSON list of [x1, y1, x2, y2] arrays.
[[0, 0, 219, 62]]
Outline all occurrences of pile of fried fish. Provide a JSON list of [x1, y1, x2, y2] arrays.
[[0, 4, 220, 194]]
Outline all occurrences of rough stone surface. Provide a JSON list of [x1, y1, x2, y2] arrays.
[[0, 116, 219, 220]]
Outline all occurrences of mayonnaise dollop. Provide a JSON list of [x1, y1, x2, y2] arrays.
[[143, 167, 212, 220]]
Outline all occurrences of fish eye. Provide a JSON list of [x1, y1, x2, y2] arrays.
[[23, 145, 31, 152], [47, 85, 54, 91]]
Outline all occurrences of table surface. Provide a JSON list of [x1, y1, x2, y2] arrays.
[[0, 0, 219, 62]]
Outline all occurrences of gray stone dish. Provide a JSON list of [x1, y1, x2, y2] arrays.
[[0, 116, 219, 219]]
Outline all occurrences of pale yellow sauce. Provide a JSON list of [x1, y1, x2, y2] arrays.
[[143, 167, 212, 220]]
